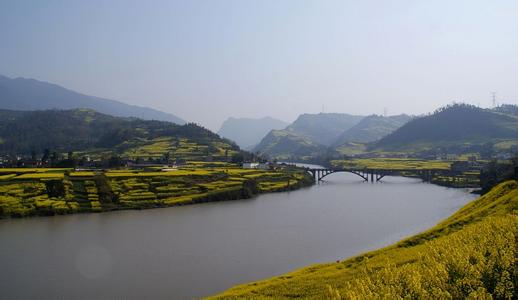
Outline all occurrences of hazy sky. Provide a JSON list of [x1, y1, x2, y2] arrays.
[[1, 0, 518, 130]]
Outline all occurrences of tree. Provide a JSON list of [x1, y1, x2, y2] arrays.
[[108, 155, 122, 168], [41, 149, 50, 164], [45, 180, 65, 198], [94, 174, 117, 203], [50, 151, 59, 166], [163, 152, 171, 163], [231, 153, 244, 164], [480, 156, 518, 193], [30, 150, 37, 162]]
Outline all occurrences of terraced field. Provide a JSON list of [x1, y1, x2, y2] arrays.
[[118, 137, 239, 162], [0, 164, 313, 218], [330, 158, 452, 170]]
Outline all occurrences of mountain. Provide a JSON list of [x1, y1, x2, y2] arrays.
[[284, 113, 364, 146], [252, 129, 327, 161], [218, 116, 288, 150], [333, 114, 412, 145], [373, 104, 518, 152], [252, 112, 363, 160], [0, 75, 186, 124], [0, 109, 238, 161]]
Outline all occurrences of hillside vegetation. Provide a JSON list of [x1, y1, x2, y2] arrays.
[[333, 114, 411, 146], [255, 104, 518, 161], [373, 104, 518, 153], [285, 113, 363, 146], [253, 113, 363, 161], [254, 113, 414, 161], [0, 109, 239, 161], [211, 180, 518, 299], [252, 129, 328, 161]]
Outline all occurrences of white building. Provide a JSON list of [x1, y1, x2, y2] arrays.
[[242, 162, 260, 169]]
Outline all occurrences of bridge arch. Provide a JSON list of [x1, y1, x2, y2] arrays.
[[318, 170, 368, 181], [306, 168, 391, 182]]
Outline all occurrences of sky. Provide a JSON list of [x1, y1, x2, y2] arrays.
[[1, 0, 518, 130]]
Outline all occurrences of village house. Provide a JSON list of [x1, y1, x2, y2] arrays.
[[242, 162, 259, 169]]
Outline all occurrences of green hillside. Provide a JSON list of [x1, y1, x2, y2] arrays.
[[333, 114, 411, 145], [495, 104, 518, 116], [285, 113, 363, 146], [252, 129, 327, 161], [373, 104, 518, 153], [211, 180, 518, 299], [0, 109, 240, 161]]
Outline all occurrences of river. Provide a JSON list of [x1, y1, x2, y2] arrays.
[[0, 172, 475, 299]]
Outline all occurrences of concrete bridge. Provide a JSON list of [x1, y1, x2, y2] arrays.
[[306, 167, 447, 182]]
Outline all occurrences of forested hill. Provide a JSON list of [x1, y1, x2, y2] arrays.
[[285, 113, 363, 146], [333, 114, 412, 145], [252, 129, 327, 161], [373, 104, 518, 151], [252, 112, 363, 161], [0, 109, 239, 158], [494, 104, 518, 116], [0, 75, 186, 124]]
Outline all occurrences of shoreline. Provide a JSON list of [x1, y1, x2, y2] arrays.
[[209, 180, 516, 298]]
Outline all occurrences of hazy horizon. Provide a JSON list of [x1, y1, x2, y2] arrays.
[[2, 0, 518, 130]]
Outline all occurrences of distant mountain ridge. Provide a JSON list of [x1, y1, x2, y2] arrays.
[[253, 104, 518, 160], [218, 116, 288, 150], [0, 75, 186, 124]]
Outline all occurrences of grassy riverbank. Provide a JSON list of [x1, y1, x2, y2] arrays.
[[0, 164, 313, 218], [210, 180, 517, 299]]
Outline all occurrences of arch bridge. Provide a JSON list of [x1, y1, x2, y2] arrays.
[[306, 168, 444, 183]]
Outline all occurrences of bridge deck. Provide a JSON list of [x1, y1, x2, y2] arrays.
[[306, 167, 450, 182]]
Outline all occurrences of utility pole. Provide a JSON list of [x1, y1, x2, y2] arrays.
[[492, 92, 497, 108], [383, 107, 388, 117]]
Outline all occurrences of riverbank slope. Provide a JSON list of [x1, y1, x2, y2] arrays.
[[210, 180, 517, 298]]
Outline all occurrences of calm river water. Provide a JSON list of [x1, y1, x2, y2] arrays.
[[0, 172, 475, 299]]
